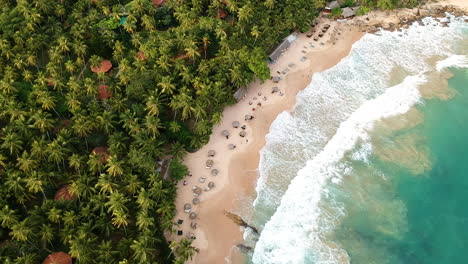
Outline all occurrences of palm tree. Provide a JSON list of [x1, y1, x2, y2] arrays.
[[39, 224, 54, 249], [0, 205, 19, 228], [96, 173, 118, 194], [1, 132, 23, 156], [10, 220, 33, 242]]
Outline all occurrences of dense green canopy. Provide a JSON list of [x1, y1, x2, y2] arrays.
[[0, 0, 421, 263]]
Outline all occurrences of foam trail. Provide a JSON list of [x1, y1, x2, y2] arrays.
[[436, 55, 468, 71], [253, 15, 468, 220], [252, 75, 425, 264]]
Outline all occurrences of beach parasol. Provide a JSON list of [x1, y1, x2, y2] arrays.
[[239, 131, 246, 137], [222, 130, 230, 138], [189, 212, 197, 219], [192, 198, 200, 205], [42, 252, 72, 264], [190, 222, 198, 229], [184, 203, 192, 213], [208, 182, 215, 189], [228, 144, 236, 150], [206, 159, 214, 168], [232, 121, 240, 128], [211, 169, 218, 176], [193, 187, 202, 195], [208, 150, 216, 157]]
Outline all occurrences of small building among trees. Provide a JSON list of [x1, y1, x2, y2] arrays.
[[268, 33, 297, 63]]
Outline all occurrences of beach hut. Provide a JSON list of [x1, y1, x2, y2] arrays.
[[184, 203, 192, 213], [54, 185, 76, 201], [222, 130, 230, 138], [233, 87, 248, 102], [189, 212, 197, 219], [342, 6, 360, 18], [211, 169, 218, 176], [206, 159, 214, 168], [97, 84, 112, 100], [193, 198, 200, 204], [268, 33, 297, 63], [42, 252, 72, 264], [90, 60, 112, 73], [232, 121, 240, 128], [228, 144, 236, 150], [152, 0, 166, 6], [208, 150, 216, 157], [239, 131, 246, 137], [92, 146, 110, 163]]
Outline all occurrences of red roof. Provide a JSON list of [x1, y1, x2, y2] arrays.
[[217, 8, 227, 19], [54, 185, 76, 201], [42, 252, 72, 264], [90, 60, 112, 73], [92, 146, 110, 163], [136, 51, 147, 60], [152, 0, 166, 6], [97, 84, 112, 99]]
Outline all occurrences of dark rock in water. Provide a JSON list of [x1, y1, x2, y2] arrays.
[[272, 76, 281, 83], [237, 244, 253, 254], [224, 211, 259, 235]]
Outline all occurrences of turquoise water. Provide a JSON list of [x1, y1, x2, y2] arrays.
[[249, 16, 468, 264], [331, 68, 468, 264]]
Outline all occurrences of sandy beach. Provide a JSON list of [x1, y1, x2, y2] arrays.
[[168, 1, 468, 263]]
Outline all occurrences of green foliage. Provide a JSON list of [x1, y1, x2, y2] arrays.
[[0, 0, 424, 263], [331, 7, 343, 18], [169, 159, 189, 181], [357, 6, 372, 15], [342, 0, 356, 8]]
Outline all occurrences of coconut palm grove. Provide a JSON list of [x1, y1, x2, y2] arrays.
[[0, 0, 420, 263]]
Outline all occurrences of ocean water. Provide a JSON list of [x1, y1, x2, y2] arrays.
[[247, 15, 468, 264]]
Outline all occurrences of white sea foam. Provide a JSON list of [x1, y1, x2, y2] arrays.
[[251, 16, 468, 264], [252, 75, 424, 264], [253, 16, 468, 219], [436, 55, 468, 71]]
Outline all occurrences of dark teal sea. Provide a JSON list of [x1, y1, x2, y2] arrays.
[[333, 68, 468, 264]]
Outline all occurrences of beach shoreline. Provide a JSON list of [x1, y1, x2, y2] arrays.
[[168, 1, 468, 263]]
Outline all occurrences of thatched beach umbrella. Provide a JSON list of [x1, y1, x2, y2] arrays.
[[42, 252, 72, 264], [193, 187, 202, 195], [324, 24, 331, 29], [189, 212, 197, 219], [232, 121, 240, 128], [192, 198, 200, 205], [211, 169, 218, 176], [199, 177, 206, 183], [208, 150, 216, 157], [228, 144, 236, 150], [190, 222, 198, 229], [222, 130, 229, 138], [206, 159, 214, 168], [272, 87, 279, 93], [239, 131, 246, 137], [184, 203, 192, 212], [208, 182, 215, 189]]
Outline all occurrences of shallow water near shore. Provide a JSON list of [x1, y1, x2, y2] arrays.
[[247, 15, 468, 264]]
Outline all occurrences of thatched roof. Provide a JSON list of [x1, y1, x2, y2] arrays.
[[239, 131, 246, 137], [342, 6, 360, 18], [232, 121, 240, 128], [208, 182, 215, 188], [54, 185, 76, 201], [217, 8, 227, 19], [90, 60, 112, 73], [136, 51, 147, 60], [222, 130, 229, 137], [42, 252, 72, 264], [211, 169, 218, 176], [208, 150, 216, 157], [152, 0, 166, 6], [206, 159, 214, 168], [228, 144, 236, 149], [92, 146, 110, 163], [97, 85, 112, 99]]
